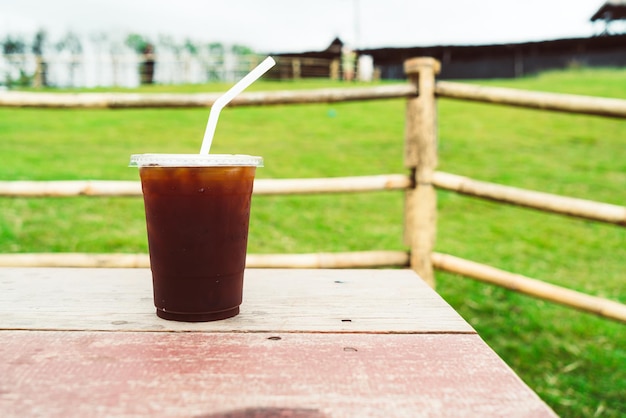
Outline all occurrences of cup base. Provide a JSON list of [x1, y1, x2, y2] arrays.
[[156, 306, 240, 322]]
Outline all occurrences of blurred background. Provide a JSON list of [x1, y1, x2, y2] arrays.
[[1, 0, 624, 88]]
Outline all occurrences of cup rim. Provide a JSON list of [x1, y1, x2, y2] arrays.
[[129, 154, 263, 167]]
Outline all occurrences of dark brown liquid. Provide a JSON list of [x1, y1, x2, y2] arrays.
[[139, 165, 256, 321]]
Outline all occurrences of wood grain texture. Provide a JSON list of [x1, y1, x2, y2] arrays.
[[0, 268, 473, 333], [0, 331, 556, 418]]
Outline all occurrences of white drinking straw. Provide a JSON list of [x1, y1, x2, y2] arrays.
[[200, 56, 276, 154]]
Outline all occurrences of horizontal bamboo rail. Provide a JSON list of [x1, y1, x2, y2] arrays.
[[7, 80, 625, 120], [252, 175, 411, 195], [0, 85, 417, 109], [0, 253, 150, 268], [431, 252, 626, 324], [0, 175, 411, 197], [246, 251, 409, 269], [3, 173, 624, 228], [432, 172, 626, 226], [435, 81, 626, 119], [0, 251, 409, 269], [0, 180, 142, 197]]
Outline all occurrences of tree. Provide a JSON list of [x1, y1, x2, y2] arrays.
[[181, 38, 200, 83], [231, 44, 254, 56], [32, 29, 48, 87], [184, 38, 198, 55], [89, 32, 108, 86], [125, 33, 149, 54], [125, 33, 155, 84], [230, 44, 256, 79], [206, 42, 225, 81], [158, 35, 188, 83], [56, 31, 82, 55], [2, 35, 27, 87], [55, 31, 83, 87]]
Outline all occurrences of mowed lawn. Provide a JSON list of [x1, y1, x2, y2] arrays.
[[1, 69, 625, 417]]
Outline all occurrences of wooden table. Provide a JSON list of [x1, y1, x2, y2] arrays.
[[0, 268, 556, 417]]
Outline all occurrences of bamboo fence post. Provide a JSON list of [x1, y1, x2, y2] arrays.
[[403, 57, 441, 287], [292, 59, 302, 80], [33, 56, 44, 88]]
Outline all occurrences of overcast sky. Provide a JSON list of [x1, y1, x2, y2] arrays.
[[0, 0, 613, 52]]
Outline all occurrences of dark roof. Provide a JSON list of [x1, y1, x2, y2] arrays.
[[591, 0, 626, 21], [357, 34, 626, 65], [271, 37, 343, 59]]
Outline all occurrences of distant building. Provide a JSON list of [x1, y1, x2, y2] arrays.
[[271, 3, 626, 82], [269, 38, 343, 79], [591, 0, 626, 34], [272, 31, 626, 81], [358, 34, 626, 80]]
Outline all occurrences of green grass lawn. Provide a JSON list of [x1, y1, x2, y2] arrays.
[[1, 69, 625, 417]]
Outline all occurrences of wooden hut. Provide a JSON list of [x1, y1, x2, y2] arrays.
[[591, 0, 626, 34], [357, 34, 626, 80], [268, 38, 343, 80]]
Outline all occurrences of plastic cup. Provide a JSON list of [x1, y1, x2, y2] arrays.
[[130, 154, 263, 322]]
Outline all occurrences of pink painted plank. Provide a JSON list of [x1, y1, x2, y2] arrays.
[[0, 331, 556, 417]]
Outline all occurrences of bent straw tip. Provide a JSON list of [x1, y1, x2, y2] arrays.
[[200, 56, 276, 154]]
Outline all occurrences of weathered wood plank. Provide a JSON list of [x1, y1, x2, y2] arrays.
[[0, 331, 556, 417], [0, 268, 473, 333]]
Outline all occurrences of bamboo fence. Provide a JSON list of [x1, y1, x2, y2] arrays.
[[0, 85, 416, 109], [1, 57, 626, 322], [435, 81, 626, 119], [0, 175, 411, 197], [432, 172, 626, 226], [431, 253, 626, 323], [2, 173, 623, 227], [0, 251, 409, 270]]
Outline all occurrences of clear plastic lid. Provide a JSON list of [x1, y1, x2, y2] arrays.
[[129, 154, 263, 167]]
